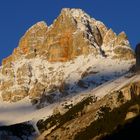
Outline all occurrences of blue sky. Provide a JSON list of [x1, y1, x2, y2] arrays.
[[0, 0, 140, 62]]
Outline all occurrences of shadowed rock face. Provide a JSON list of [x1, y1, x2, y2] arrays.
[[0, 123, 35, 139], [135, 43, 140, 71], [102, 115, 140, 140]]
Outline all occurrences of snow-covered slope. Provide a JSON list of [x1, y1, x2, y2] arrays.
[[0, 71, 137, 126], [0, 56, 135, 126], [0, 71, 139, 140], [0, 53, 135, 102]]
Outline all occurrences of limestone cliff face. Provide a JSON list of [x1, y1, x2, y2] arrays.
[[0, 8, 135, 103], [44, 9, 92, 62]]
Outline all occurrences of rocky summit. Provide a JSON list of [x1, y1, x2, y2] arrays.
[[2, 9, 134, 64], [0, 8, 135, 103], [0, 8, 138, 140]]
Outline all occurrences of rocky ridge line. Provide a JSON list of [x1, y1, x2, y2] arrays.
[[0, 8, 135, 103]]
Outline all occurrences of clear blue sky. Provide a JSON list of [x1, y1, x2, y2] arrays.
[[0, 0, 139, 62]]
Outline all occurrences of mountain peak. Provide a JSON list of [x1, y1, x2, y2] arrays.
[[24, 21, 48, 36], [0, 8, 135, 103], [61, 8, 87, 17], [59, 8, 96, 33], [0, 8, 138, 140], [1, 8, 134, 65]]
